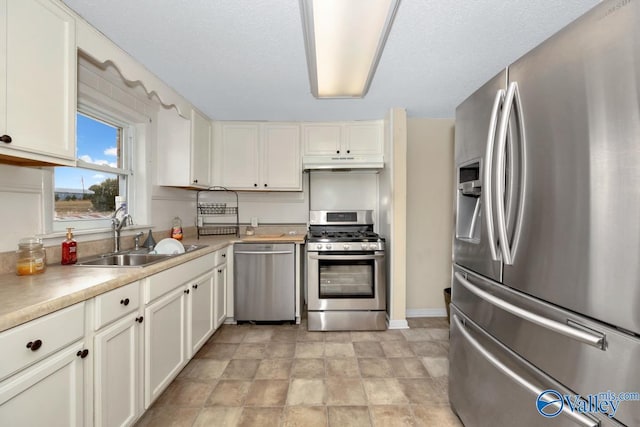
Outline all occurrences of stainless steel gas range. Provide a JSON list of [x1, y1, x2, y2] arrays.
[[306, 210, 386, 331]]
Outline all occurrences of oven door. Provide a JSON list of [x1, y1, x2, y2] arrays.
[[307, 251, 385, 311]]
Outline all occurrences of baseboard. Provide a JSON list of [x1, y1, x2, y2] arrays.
[[386, 317, 410, 330], [406, 308, 447, 318]]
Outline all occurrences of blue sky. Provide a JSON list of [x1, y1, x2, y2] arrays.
[[55, 113, 118, 190]]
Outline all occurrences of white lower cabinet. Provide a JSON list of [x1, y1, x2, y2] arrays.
[[214, 262, 227, 329], [188, 269, 215, 357], [0, 302, 88, 426], [144, 285, 187, 408]]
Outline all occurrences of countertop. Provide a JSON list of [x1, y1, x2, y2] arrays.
[[0, 233, 306, 333]]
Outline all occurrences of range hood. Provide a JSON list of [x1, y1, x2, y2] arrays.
[[303, 154, 384, 170]]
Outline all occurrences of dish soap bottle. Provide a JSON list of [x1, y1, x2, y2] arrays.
[[171, 217, 183, 240], [61, 227, 77, 265]]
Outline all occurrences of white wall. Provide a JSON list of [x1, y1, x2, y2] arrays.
[[405, 118, 454, 316], [309, 171, 378, 212]]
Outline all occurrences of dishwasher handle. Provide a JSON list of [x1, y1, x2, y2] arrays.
[[234, 250, 294, 255]]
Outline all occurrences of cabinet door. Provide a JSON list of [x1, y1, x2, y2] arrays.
[[94, 313, 142, 427], [302, 124, 341, 155], [190, 109, 211, 187], [344, 122, 383, 155], [262, 125, 301, 191], [219, 124, 260, 189], [144, 287, 187, 408], [214, 263, 227, 329], [0, 341, 85, 426], [188, 270, 215, 356], [0, 0, 76, 165]]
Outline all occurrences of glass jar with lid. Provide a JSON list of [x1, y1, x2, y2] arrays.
[[16, 238, 46, 276]]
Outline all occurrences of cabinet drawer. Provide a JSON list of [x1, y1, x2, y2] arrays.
[[0, 302, 85, 381], [94, 281, 140, 330], [144, 252, 216, 303]]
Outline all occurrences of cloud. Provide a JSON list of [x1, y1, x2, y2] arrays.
[[79, 154, 117, 168], [104, 147, 117, 156], [92, 174, 106, 180]]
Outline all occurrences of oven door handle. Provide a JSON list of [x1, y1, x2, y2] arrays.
[[308, 254, 384, 261], [235, 251, 294, 255]]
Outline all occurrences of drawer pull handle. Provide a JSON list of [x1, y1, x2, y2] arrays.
[[26, 339, 42, 351], [184, 289, 190, 294], [120, 298, 130, 306], [193, 284, 198, 289], [76, 349, 89, 359], [0, 135, 12, 143], [135, 316, 144, 323]]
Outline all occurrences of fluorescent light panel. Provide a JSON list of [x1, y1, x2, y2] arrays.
[[300, 0, 400, 98]]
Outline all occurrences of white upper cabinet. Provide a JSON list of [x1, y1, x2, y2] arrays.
[[157, 107, 212, 188], [302, 121, 384, 169], [215, 122, 302, 191], [0, 0, 76, 166]]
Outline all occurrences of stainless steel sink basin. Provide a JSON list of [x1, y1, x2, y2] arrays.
[[75, 244, 209, 268], [77, 253, 171, 267]]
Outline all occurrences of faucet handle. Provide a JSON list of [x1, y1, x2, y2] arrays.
[[134, 232, 144, 250]]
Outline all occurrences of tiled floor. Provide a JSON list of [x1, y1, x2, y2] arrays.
[[136, 317, 463, 427]]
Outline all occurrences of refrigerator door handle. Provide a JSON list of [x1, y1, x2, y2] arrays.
[[452, 314, 599, 427], [454, 272, 606, 350], [483, 89, 505, 261]]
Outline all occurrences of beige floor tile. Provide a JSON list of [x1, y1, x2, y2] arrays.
[[272, 329, 298, 342], [353, 341, 385, 358], [295, 341, 325, 358], [397, 378, 447, 405], [407, 317, 449, 329], [409, 342, 448, 358], [153, 379, 215, 407], [326, 377, 367, 406], [237, 407, 283, 427], [297, 329, 325, 342], [178, 358, 229, 380], [283, 406, 328, 427], [326, 358, 360, 377], [266, 342, 296, 358], [421, 357, 449, 378], [135, 406, 200, 427], [210, 325, 248, 343], [233, 343, 268, 359], [244, 379, 289, 406], [324, 331, 352, 342], [412, 404, 463, 427], [400, 328, 433, 342], [375, 330, 407, 341], [206, 380, 252, 406], [350, 331, 379, 342], [196, 342, 238, 360], [255, 359, 293, 379], [369, 405, 415, 427], [426, 328, 450, 341], [193, 406, 243, 427], [387, 358, 429, 378], [362, 379, 409, 405], [327, 406, 372, 427], [380, 340, 415, 358], [325, 342, 355, 358], [292, 358, 325, 378], [221, 359, 260, 379], [358, 358, 394, 378], [243, 328, 274, 343], [287, 378, 327, 405]]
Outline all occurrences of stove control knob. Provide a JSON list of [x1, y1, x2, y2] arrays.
[[316, 244, 323, 250], [361, 243, 368, 250], [343, 244, 350, 250], [326, 244, 333, 250]]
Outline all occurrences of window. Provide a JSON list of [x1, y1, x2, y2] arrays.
[[53, 111, 133, 231]]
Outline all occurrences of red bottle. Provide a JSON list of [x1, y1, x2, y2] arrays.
[[61, 227, 77, 265]]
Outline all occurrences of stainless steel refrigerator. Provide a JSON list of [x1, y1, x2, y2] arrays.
[[450, 1, 640, 426]]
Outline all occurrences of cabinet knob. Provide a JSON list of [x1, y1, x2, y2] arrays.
[[192, 283, 198, 289], [222, 253, 226, 258], [218, 269, 222, 273], [254, 183, 258, 187], [0, 135, 12, 143], [120, 298, 130, 306], [264, 183, 268, 187], [336, 150, 340, 154], [26, 339, 43, 351], [76, 349, 89, 359], [184, 289, 190, 294], [347, 150, 350, 154], [193, 179, 198, 183], [136, 316, 144, 323]]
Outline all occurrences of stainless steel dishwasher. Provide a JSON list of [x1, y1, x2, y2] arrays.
[[234, 243, 295, 322]]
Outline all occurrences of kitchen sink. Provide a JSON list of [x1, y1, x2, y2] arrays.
[[75, 244, 209, 268]]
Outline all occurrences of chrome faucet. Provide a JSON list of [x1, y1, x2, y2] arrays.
[[111, 206, 133, 252]]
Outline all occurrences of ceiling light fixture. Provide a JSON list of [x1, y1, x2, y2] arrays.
[[300, 0, 400, 99]]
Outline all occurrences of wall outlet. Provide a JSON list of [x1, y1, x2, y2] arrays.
[[250, 217, 259, 227]]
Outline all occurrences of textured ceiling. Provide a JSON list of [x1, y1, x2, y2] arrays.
[[62, 0, 600, 121]]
